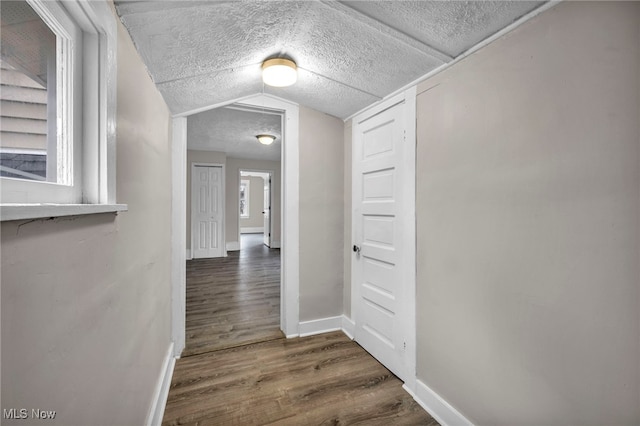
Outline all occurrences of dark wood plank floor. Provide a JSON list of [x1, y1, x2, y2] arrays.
[[184, 234, 283, 357], [163, 331, 438, 425], [167, 233, 438, 425]]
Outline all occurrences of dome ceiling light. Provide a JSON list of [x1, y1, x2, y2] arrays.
[[262, 58, 297, 87], [256, 134, 276, 145]]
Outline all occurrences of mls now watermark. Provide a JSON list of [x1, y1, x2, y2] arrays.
[[3, 408, 57, 420]]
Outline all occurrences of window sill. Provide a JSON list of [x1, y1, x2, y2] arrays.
[[0, 203, 128, 222]]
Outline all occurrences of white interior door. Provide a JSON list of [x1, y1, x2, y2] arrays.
[[263, 176, 271, 247], [192, 165, 224, 258], [352, 100, 409, 380]]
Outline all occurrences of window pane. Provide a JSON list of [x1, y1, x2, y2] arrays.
[[240, 181, 249, 217], [0, 0, 57, 182]]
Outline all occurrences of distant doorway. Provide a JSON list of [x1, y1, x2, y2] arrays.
[[239, 170, 273, 249]]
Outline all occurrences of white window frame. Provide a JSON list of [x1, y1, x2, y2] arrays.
[[240, 179, 250, 218], [0, 0, 125, 220]]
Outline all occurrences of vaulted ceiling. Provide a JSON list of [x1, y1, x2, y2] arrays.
[[114, 0, 545, 120]]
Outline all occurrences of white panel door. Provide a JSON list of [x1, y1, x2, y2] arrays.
[[263, 176, 271, 247], [353, 101, 407, 380], [192, 165, 224, 258]]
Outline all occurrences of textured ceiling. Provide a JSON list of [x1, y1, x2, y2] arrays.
[[187, 106, 282, 161], [115, 0, 544, 120]]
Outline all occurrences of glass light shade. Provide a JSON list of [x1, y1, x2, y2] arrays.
[[256, 134, 275, 145], [262, 58, 297, 87]]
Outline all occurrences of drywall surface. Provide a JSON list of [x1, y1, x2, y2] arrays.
[[240, 176, 266, 230], [298, 106, 344, 321], [1, 13, 173, 426], [186, 149, 227, 251], [415, 2, 640, 425], [225, 158, 281, 248], [343, 119, 353, 318]]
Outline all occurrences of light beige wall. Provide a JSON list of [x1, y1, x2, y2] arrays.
[[343, 119, 352, 317], [1, 13, 173, 426], [186, 149, 226, 251], [415, 2, 639, 425], [240, 176, 265, 230], [299, 106, 344, 321], [226, 158, 281, 247]]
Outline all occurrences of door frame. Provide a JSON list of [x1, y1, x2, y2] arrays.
[[351, 87, 417, 388], [171, 94, 300, 358], [238, 169, 274, 247], [190, 162, 226, 259]]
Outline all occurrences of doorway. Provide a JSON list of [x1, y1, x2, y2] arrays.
[[171, 94, 300, 358], [239, 170, 273, 249]]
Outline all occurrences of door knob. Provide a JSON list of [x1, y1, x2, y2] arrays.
[[353, 244, 361, 254]]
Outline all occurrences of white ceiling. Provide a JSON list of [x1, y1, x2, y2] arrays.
[[187, 105, 282, 161], [114, 0, 545, 120]]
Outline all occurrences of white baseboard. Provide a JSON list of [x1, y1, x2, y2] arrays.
[[226, 241, 240, 251], [299, 315, 343, 337], [404, 379, 473, 426], [241, 227, 264, 233], [185, 249, 191, 260], [270, 240, 281, 249], [341, 315, 355, 339], [146, 342, 176, 426]]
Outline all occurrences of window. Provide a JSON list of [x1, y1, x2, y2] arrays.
[[240, 179, 250, 218], [0, 0, 119, 215], [0, 1, 57, 183]]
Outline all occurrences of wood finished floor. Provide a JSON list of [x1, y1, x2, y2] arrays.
[[164, 331, 438, 425], [166, 234, 438, 425], [184, 234, 283, 357]]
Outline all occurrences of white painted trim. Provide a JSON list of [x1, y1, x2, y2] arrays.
[[0, 203, 127, 221], [240, 226, 264, 234], [299, 316, 343, 337], [226, 241, 240, 251], [402, 85, 417, 393], [145, 342, 176, 426], [171, 117, 187, 358], [269, 240, 281, 249], [190, 162, 226, 259], [341, 315, 355, 340], [404, 380, 474, 426], [344, 1, 562, 122]]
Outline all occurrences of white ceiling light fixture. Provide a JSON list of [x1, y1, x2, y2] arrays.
[[256, 134, 276, 145], [262, 58, 297, 87]]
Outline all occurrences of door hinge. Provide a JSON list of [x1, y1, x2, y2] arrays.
[[403, 342, 406, 350]]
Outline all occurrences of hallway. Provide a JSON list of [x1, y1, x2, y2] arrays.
[[163, 331, 437, 425], [165, 234, 437, 425], [184, 233, 282, 357]]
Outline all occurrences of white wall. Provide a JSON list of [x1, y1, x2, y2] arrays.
[[0, 11, 173, 425], [415, 2, 639, 425], [299, 106, 345, 322]]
